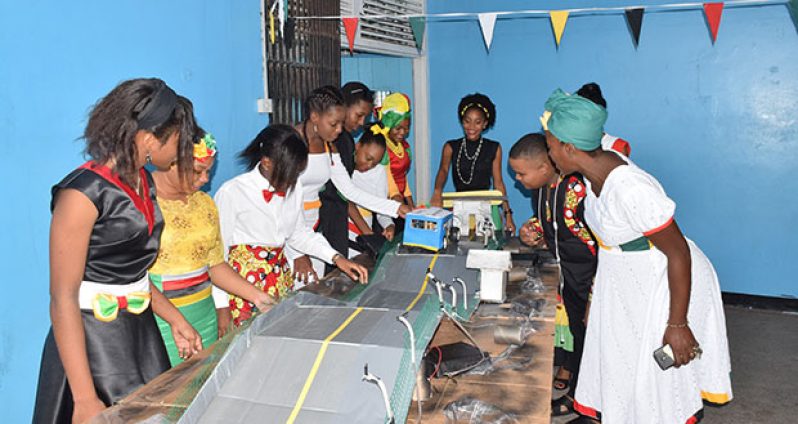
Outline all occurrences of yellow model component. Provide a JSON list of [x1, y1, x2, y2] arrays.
[[441, 189, 504, 208]]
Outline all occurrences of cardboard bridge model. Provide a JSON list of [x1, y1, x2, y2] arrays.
[[178, 241, 484, 424]]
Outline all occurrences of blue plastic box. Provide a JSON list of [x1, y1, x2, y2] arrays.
[[402, 207, 453, 251]]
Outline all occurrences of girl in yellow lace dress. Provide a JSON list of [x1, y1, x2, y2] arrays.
[[150, 133, 273, 365]]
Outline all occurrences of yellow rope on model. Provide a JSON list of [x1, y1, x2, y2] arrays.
[[286, 307, 364, 424], [287, 250, 439, 422], [405, 253, 439, 312]]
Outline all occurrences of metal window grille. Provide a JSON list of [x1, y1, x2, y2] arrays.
[[341, 0, 424, 57], [266, 0, 342, 125]]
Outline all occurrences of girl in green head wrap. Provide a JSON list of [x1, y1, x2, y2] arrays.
[[541, 89, 732, 422]]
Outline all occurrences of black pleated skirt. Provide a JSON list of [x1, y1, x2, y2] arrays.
[[32, 308, 169, 424]]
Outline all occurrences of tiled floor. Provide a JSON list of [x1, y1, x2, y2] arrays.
[[552, 305, 798, 424]]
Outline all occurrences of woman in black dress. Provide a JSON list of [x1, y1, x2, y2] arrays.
[[430, 93, 515, 233], [33, 79, 202, 424]]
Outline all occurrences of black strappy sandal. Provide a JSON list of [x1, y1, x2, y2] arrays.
[[552, 395, 575, 417], [553, 376, 571, 392]]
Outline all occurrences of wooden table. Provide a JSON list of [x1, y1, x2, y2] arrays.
[[407, 257, 559, 424], [94, 250, 558, 423]]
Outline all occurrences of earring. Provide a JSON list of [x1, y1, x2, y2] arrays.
[[146, 152, 152, 164], [313, 124, 319, 134]]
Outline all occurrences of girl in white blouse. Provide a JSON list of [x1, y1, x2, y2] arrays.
[[213, 124, 368, 326], [290, 85, 410, 283]]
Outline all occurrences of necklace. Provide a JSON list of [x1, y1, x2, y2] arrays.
[[386, 137, 405, 158], [455, 137, 483, 186]]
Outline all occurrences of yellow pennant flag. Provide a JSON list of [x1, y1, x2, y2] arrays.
[[549, 10, 570, 47], [269, 9, 276, 44]]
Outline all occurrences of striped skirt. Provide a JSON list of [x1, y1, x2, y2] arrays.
[[150, 267, 216, 366]]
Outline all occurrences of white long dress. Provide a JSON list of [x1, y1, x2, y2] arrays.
[[574, 155, 732, 423]]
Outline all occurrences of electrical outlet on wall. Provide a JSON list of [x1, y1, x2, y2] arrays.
[[257, 98, 272, 114]]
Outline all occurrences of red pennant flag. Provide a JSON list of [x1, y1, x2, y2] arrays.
[[703, 3, 724, 43], [342, 17, 359, 53]]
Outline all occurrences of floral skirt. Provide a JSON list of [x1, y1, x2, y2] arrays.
[[227, 244, 293, 326]]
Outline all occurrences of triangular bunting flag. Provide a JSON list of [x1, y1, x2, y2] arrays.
[[342, 17, 359, 53], [277, 0, 286, 37], [549, 11, 570, 47], [409, 16, 426, 51], [478, 13, 498, 51], [788, 0, 798, 34], [269, 8, 276, 44], [703, 2, 724, 43], [624, 8, 644, 48], [284, 17, 296, 48], [268, 0, 278, 44]]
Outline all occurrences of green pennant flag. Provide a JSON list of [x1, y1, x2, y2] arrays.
[[409, 16, 426, 51], [789, 0, 798, 34]]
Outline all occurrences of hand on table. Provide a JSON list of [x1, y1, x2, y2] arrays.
[[504, 214, 516, 234], [252, 291, 276, 313], [293, 255, 319, 286], [382, 225, 395, 241], [334, 255, 369, 284], [397, 204, 412, 218], [429, 193, 443, 208]]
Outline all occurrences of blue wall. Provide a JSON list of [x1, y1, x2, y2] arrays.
[[427, 1, 798, 297], [0, 1, 266, 420], [342, 54, 417, 194]]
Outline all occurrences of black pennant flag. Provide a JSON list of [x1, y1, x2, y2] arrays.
[[625, 8, 644, 48], [284, 17, 296, 49]]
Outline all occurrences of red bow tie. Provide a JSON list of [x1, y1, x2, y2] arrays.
[[262, 189, 285, 203]]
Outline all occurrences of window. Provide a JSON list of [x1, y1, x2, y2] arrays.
[[265, 0, 342, 124], [340, 0, 424, 56]]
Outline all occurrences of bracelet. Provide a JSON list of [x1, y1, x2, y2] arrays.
[[666, 321, 689, 328], [331, 253, 343, 264]]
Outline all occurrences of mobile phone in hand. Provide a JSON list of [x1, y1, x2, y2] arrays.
[[653, 344, 675, 370]]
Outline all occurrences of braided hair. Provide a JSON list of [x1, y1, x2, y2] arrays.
[[303, 85, 345, 118], [457, 93, 496, 129]]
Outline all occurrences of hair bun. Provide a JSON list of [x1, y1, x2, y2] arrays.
[[576, 82, 606, 108]]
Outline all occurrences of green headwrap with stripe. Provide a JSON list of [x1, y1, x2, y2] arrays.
[[378, 92, 411, 129], [543, 88, 607, 151]]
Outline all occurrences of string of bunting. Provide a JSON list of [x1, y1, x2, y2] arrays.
[[266, 0, 796, 52]]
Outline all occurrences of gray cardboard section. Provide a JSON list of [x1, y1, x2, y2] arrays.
[[196, 311, 407, 423], [358, 252, 480, 310], [260, 307, 411, 348], [182, 243, 485, 423]]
